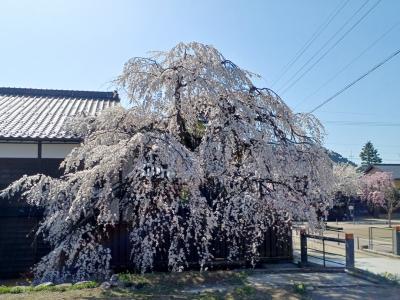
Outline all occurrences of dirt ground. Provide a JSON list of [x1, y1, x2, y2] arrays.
[[326, 220, 399, 238], [1, 269, 400, 300]]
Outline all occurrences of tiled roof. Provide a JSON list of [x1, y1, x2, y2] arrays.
[[368, 164, 400, 180], [0, 87, 119, 141]]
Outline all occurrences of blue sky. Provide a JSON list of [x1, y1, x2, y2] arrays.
[[0, 0, 399, 164]]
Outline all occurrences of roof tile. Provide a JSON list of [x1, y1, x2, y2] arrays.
[[370, 164, 400, 180], [0, 87, 120, 140]]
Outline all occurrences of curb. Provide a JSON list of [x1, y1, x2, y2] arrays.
[[250, 267, 345, 274], [345, 268, 381, 284], [360, 248, 400, 259], [345, 268, 400, 285], [249, 261, 345, 274]]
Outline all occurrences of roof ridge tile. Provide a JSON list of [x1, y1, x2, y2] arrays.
[[0, 87, 119, 101]]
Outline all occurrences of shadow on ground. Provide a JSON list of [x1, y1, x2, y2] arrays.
[[248, 271, 400, 300]]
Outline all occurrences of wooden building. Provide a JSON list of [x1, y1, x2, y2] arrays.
[[364, 164, 400, 189], [0, 87, 120, 278], [0, 87, 119, 190]]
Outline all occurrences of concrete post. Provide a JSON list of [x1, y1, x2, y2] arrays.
[[393, 226, 400, 256], [300, 229, 308, 266], [345, 233, 355, 269]]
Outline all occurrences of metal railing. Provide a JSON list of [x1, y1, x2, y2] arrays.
[[368, 226, 394, 254], [305, 234, 346, 267], [325, 224, 344, 246], [297, 229, 355, 269]]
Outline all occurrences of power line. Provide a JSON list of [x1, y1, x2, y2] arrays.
[[296, 19, 400, 110], [276, 0, 370, 92], [351, 158, 400, 162], [280, 0, 381, 95], [315, 110, 398, 117], [325, 142, 400, 148], [271, 0, 349, 87], [309, 46, 400, 113], [323, 121, 400, 127], [279, 0, 381, 95]]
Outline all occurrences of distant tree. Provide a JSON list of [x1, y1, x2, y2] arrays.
[[330, 163, 361, 220], [332, 164, 360, 197], [359, 141, 382, 166], [328, 150, 357, 167], [360, 171, 400, 227]]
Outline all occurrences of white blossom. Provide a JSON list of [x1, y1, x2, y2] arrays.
[[332, 163, 361, 197]]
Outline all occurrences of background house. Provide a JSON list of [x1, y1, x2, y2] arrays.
[[364, 164, 400, 189], [0, 87, 119, 278]]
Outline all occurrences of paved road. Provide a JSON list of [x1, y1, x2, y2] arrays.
[[356, 256, 400, 277], [248, 271, 400, 300]]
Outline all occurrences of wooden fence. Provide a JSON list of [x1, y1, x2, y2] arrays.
[[105, 223, 293, 273], [0, 205, 292, 278]]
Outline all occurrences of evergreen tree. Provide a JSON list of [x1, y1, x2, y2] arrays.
[[360, 141, 382, 165]]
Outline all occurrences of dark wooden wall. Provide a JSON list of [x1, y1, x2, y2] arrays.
[[0, 158, 63, 190], [0, 157, 63, 278], [0, 207, 48, 278], [0, 211, 292, 278]]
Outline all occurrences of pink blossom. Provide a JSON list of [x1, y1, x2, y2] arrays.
[[360, 171, 393, 208]]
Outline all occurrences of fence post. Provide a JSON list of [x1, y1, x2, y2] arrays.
[[368, 227, 372, 250], [393, 226, 400, 256], [345, 233, 355, 269], [300, 229, 308, 266]]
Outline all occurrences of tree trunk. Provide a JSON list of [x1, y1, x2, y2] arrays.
[[388, 201, 393, 228], [373, 206, 380, 218]]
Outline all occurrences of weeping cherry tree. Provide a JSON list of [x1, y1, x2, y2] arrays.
[[1, 42, 334, 282]]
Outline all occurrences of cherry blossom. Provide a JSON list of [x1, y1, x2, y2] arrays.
[[332, 163, 361, 197], [360, 171, 400, 226]]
